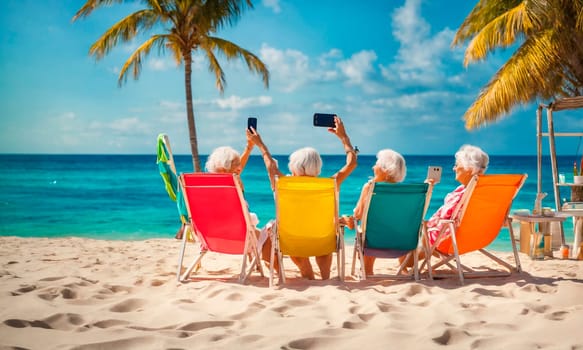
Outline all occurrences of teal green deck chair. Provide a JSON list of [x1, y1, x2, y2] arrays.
[[351, 181, 433, 281]]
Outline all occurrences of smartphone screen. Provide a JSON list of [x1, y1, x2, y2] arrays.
[[427, 166, 442, 184], [313, 113, 336, 127], [247, 117, 257, 131]]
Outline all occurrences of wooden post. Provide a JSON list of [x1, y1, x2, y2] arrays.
[[571, 187, 583, 258]]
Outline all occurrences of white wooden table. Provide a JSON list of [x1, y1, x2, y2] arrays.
[[511, 214, 567, 259], [555, 209, 583, 258]]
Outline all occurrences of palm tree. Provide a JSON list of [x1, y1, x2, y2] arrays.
[[452, 0, 583, 129], [73, 0, 270, 171]]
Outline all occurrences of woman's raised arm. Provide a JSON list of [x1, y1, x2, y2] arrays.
[[247, 128, 284, 189], [329, 116, 357, 186]]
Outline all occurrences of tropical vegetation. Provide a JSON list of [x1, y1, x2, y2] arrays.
[[452, 0, 583, 129], [73, 0, 270, 171]]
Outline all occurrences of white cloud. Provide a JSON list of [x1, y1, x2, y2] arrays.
[[383, 0, 456, 86], [312, 102, 335, 112], [156, 100, 185, 124], [372, 90, 457, 109], [121, 40, 140, 54], [259, 44, 311, 92], [318, 49, 343, 66], [191, 53, 206, 70], [160, 100, 183, 110], [392, 0, 429, 43], [337, 50, 377, 85], [259, 44, 381, 93], [109, 117, 143, 132], [335, 50, 389, 94], [214, 95, 273, 110], [262, 0, 281, 13], [56, 112, 77, 132], [58, 112, 76, 121], [148, 58, 173, 71], [84, 117, 151, 136], [27, 110, 156, 152]]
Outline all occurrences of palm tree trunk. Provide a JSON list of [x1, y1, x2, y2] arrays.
[[184, 52, 202, 172]]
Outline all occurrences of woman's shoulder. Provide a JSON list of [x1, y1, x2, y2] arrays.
[[360, 179, 375, 189]]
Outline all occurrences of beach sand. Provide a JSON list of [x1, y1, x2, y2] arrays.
[[1, 236, 582, 350]]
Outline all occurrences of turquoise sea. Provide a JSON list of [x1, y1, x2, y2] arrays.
[[0, 154, 578, 251]]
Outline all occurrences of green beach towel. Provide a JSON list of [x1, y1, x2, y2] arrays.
[[156, 133, 188, 222], [157, 134, 178, 201]]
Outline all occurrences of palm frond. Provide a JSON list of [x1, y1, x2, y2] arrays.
[[206, 36, 269, 88], [72, 0, 125, 21], [118, 35, 168, 86], [201, 46, 227, 92], [464, 31, 562, 129], [202, 0, 253, 29], [165, 39, 184, 65], [452, 0, 523, 47], [143, 0, 167, 14], [89, 9, 160, 59], [463, 1, 534, 65]]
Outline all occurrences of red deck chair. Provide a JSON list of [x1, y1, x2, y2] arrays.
[[177, 173, 263, 283]]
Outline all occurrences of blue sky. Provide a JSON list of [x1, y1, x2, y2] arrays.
[[1, 0, 582, 156]]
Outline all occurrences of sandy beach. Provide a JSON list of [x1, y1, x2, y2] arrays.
[[1, 236, 582, 349]]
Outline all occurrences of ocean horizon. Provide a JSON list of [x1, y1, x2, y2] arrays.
[[1, 153, 580, 252]]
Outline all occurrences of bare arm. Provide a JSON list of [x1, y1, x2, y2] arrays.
[[239, 135, 254, 174], [247, 128, 284, 190], [330, 116, 357, 186], [353, 181, 372, 220]]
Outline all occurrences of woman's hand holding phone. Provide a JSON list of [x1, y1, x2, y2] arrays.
[[426, 166, 442, 184], [247, 117, 257, 132], [313, 113, 336, 127]]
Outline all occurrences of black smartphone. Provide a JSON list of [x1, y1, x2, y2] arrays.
[[247, 117, 257, 131], [313, 113, 336, 127]]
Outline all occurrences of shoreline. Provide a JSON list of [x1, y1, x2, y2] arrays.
[[1, 236, 582, 349]]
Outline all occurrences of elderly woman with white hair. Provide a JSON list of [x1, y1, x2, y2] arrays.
[[339, 149, 407, 276], [204, 139, 260, 227], [205, 142, 252, 186], [425, 144, 489, 247], [248, 116, 357, 280], [398, 144, 490, 270]]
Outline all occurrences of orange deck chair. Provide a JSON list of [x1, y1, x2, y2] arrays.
[[177, 173, 263, 283], [425, 174, 527, 284]]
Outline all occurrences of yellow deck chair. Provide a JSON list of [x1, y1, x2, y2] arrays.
[[425, 174, 527, 285], [269, 176, 345, 287]]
